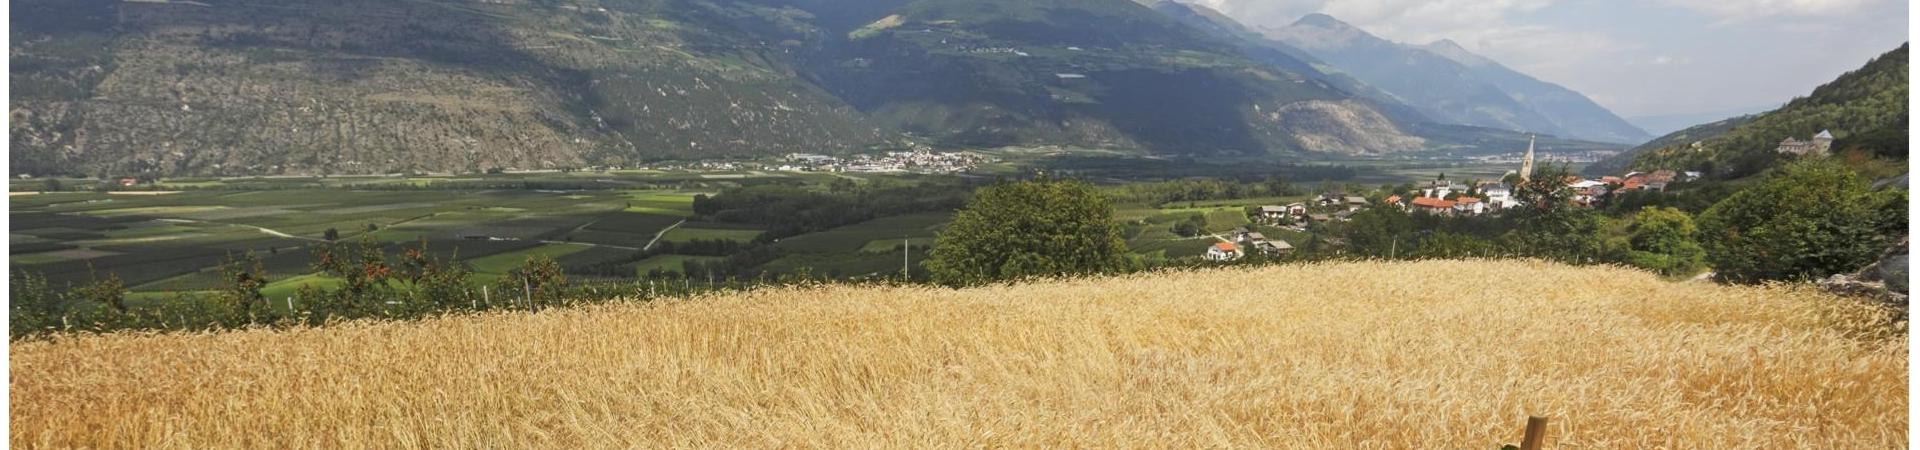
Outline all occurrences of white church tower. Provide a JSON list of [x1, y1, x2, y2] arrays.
[[1519, 134, 1537, 183]]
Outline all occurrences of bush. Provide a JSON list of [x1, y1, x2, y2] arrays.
[[1621, 207, 1706, 276], [1696, 161, 1907, 283]]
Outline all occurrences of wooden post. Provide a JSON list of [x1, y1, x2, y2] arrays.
[[482, 285, 490, 308], [1520, 416, 1548, 450]]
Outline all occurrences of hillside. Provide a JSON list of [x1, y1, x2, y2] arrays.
[[12, 260, 1905, 448], [1593, 43, 1908, 178], [10, 0, 1448, 177], [9, 0, 892, 177]]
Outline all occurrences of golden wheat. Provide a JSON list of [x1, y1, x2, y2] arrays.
[[10, 260, 1907, 449]]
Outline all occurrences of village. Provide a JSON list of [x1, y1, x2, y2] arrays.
[[1202, 136, 1704, 262], [635, 150, 994, 174]]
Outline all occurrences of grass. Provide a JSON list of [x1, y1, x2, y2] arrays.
[[631, 254, 726, 274], [463, 244, 591, 274], [10, 260, 1904, 448], [772, 213, 950, 253], [661, 226, 762, 243]]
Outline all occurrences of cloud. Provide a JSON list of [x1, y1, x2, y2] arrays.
[[1652, 0, 1885, 21], [1190, 0, 1906, 117], [1195, 0, 1631, 86]]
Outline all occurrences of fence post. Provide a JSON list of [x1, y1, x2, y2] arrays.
[[1521, 416, 1548, 450]]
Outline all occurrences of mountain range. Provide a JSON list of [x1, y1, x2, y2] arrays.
[[11, 0, 1630, 177], [1262, 14, 1651, 145]]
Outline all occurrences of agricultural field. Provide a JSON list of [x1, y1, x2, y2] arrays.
[[12, 260, 1902, 448], [7, 189, 706, 294]]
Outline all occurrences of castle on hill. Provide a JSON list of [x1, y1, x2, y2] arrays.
[[1776, 130, 1834, 157]]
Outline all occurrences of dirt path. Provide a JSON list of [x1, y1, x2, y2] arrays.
[[643, 219, 688, 251]]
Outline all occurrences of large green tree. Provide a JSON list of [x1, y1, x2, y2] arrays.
[[1622, 207, 1707, 276], [926, 179, 1131, 286], [1696, 161, 1906, 283]]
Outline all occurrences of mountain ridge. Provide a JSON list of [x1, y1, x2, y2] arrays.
[[1263, 12, 1649, 145]]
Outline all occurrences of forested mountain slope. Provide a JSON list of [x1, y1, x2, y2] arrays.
[[1591, 44, 1908, 178]]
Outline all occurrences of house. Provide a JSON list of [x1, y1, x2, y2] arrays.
[[1682, 171, 1703, 181], [1284, 202, 1308, 216], [1257, 206, 1289, 221], [117, 177, 138, 187], [1307, 213, 1333, 224], [1411, 197, 1456, 215], [1453, 196, 1486, 215], [1482, 185, 1519, 210], [1316, 192, 1348, 207], [1250, 239, 1294, 256], [1649, 170, 1678, 183], [1383, 195, 1403, 207], [1239, 232, 1268, 244], [1421, 180, 1465, 199], [1205, 242, 1243, 261], [1568, 180, 1609, 206], [1344, 196, 1368, 210]]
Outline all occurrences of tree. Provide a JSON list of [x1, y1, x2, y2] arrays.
[[214, 253, 272, 322], [1512, 165, 1574, 215], [1341, 207, 1414, 258], [1171, 213, 1207, 237], [323, 228, 341, 241], [1696, 161, 1907, 283], [1412, 232, 1496, 259], [926, 178, 1130, 286], [1622, 207, 1706, 276]]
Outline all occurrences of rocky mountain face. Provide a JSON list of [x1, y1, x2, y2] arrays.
[[1264, 14, 1648, 145], [12, 0, 891, 177], [15, 0, 1608, 177], [798, 0, 1429, 157]]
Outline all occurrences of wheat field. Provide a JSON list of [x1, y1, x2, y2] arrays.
[[10, 260, 1907, 449]]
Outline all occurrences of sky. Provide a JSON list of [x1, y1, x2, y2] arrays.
[[1189, 0, 1909, 119]]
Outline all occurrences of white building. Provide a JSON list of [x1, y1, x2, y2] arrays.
[[1205, 242, 1243, 262]]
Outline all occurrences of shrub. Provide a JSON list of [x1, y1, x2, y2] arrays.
[[1696, 161, 1907, 283]]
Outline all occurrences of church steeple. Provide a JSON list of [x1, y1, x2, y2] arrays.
[[1519, 134, 1536, 183]]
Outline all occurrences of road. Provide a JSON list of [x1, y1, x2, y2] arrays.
[[643, 219, 688, 251]]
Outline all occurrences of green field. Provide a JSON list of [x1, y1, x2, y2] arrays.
[[632, 255, 726, 275], [662, 226, 763, 243], [772, 213, 950, 253], [465, 244, 594, 274]]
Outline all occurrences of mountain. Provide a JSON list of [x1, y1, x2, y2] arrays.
[[1265, 15, 1567, 138], [11, 0, 1447, 177], [1627, 105, 1779, 137], [10, 0, 893, 177], [1418, 39, 1651, 144], [1588, 44, 1908, 178], [1142, 1, 1430, 124], [793, 0, 1430, 157], [1264, 14, 1647, 145]]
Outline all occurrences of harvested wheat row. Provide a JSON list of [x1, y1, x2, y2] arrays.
[[10, 260, 1907, 449]]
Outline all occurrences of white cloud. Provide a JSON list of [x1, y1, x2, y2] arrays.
[[1652, 0, 1884, 21]]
